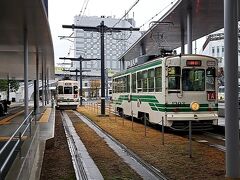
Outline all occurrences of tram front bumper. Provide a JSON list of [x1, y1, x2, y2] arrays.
[[167, 112, 218, 121]]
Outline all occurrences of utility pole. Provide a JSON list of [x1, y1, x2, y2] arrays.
[[69, 69, 80, 81], [63, 21, 139, 115], [62, 69, 80, 81], [105, 68, 109, 100], [60, 56, 99, 105]]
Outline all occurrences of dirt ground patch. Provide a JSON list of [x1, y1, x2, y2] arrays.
[[78, 105, 225, 180], [40, 110, 76, 180]]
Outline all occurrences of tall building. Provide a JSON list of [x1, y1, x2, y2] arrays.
[[73, 15, 142, 76]]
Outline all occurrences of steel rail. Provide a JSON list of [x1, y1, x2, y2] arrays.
[[185, 131, 226, 152], [60, 111, 88, 180], [202, 131, 226, 152]]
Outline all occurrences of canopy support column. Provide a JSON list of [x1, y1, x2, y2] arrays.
[[24, 28, 29, 118], [181, 26, 185, 54], [34, 51, 40, 115], [187, 4, 192, 54], [224, 0, 240, 178]]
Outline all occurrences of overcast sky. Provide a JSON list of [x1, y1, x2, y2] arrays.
[[48, 0, 176, 65]]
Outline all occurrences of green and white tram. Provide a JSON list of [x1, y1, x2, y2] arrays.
[[112, 54, 218, 130]]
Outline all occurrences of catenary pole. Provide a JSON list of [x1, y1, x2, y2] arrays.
[[62, 22, 139, 115]]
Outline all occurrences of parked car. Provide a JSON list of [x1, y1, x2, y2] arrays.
[[81, 97, 88, 101], [218, 86, 225, 102], [218, 86, 240, 103]]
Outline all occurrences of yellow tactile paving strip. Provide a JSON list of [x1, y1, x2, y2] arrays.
[[39, 108, 51, 123], [0, 136, 27, 141], [0, 110, 24, 125]]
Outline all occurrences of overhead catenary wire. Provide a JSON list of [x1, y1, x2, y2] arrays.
[[139, 0, 176, 30], [78, 0, 90, 23], [79, 0, 90, 18], [112, 0, 140, 28], [59, 0, 90, 44]]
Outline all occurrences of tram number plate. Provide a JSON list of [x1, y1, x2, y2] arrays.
[[207, 91, 216, 100]]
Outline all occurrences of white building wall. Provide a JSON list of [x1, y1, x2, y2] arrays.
[[202, 40, 225, 67], [201, 29, 240, 68]]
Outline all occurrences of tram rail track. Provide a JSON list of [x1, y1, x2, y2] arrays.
[[60, 110, 88, 180], [73, 110, 168, 180], [186, 131, 226, 152], [60, 110, 104, 180]]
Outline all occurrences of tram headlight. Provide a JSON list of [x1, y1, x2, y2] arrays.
[[190, 101, 200, 111]]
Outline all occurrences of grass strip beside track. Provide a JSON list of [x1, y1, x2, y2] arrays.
[[77, 105, 225, 179]]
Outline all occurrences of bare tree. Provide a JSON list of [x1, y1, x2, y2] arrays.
[[90, 79, 100, 98]]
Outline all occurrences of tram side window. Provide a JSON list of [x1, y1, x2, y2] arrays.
[[137, 72, 142, 92], [120, 76, 127, 93], [206, 67, 216, 90], [119, 77, 123, 93], [132, 73, 136, 93], [73, 86, 78, 94], [112, 79, 115, 93], [114, 79, 117, 93], [148, 69, 154, 92], [58, 86, 63, 94], [142, 70, 148, 92], [155, 67, 162, 92], [123, 76, 127, 93], [182, 69, 205, 91], [116, 78, 121, 93], [64, 87, 73, 94], [127, 75, 130, 93], [168, 67, 180, 90], [118, 77, 124, 93]]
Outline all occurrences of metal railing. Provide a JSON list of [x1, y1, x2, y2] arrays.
[[0, 110, 35, 179]]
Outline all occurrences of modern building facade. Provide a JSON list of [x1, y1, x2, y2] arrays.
[[73, 15, 142, 76], [65, 15, 142, 98]]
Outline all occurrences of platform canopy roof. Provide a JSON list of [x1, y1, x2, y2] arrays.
[[0, 0, 54, 80], [119, 0, 240, 62]]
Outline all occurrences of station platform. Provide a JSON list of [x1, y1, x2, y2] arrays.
[[0, 102, 55, 180], [29, 106, 55, 180]]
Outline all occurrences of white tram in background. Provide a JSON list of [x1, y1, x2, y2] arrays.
[[112, 54, 218, 130], [56, 79, 79, 110]]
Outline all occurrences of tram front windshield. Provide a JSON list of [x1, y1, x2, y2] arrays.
[[64, 87, 73, 94], [182, 69, 205, 91], [168, 67, 207, 91]]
